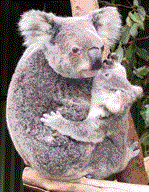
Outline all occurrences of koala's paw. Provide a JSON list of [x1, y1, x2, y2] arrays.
[[120, 140, 140, 171], [88, 107, 110, 119], [124, 140, 140, 166], [127, 140, 140, 159], [41, 111, 62, 127], [103, 52, 118, 66]]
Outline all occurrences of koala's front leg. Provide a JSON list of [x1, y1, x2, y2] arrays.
[[41, 111, 105, 143]]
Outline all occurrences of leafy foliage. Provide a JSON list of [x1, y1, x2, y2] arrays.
[[140, 131, 149, 157], [116, 1, 149, 157], [100, 0, 149, 157]]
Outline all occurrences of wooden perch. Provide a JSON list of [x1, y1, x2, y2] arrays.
[[22, 157, 149, 192]]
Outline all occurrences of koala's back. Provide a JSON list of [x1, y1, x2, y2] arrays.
[[6, 46, 125, 181], [6, 46, 94, 180]]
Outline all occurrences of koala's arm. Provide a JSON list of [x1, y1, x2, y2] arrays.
[[41, 111, 105, 143]]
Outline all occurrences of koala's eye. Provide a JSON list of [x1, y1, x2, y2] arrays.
[[104, 72, 111, 79], [72, 47, 81, 54], [105, 73, 109, 77], [101, 45, 104, 52]]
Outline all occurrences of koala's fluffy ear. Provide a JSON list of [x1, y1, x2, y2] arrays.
[[19, 10, 56, 46], [88, 7, 122, 47]]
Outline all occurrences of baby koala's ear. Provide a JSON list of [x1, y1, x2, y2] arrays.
[[18, 10, 57, 46], [133, 85, 143, 99]]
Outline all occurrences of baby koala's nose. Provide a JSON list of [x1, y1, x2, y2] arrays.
[[88, 47, 103, 70]]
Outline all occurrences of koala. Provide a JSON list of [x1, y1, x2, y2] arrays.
[[41, 53, 143, 144], [6, 7, 141, 181]]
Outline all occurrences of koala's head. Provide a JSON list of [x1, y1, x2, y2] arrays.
[[19, 7, 121, 78]]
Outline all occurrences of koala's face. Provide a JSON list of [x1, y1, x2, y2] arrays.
[[19, 7, 121, 78]]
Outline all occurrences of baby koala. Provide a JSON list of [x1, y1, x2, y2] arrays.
[[41, 53, 143, 144]]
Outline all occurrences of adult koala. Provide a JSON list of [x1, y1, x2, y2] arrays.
[[6, 7, 139, 181]]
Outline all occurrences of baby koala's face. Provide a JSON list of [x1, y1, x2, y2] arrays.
[[90, 63, 143, 118]]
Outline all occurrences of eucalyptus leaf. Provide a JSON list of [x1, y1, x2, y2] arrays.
[[122, 60, 133, 79], [140, 105, 149, 127], [130, 23, 138, 37], [125, 44, 136, 64], [142, 137, 149, 146], [126, 16, 132, 27], [133, 0, 139, 7], [125, 45, 133, 60], [140, 132, 149, 142], [129, 12, 143, 25], [137, 7, 146, 22], [137, 22, 145, 30], [133, 66, 149, 79], [121, 26, 131, 44], [137, 6, 146, 17], [130, 55, 137, 68], [136, 47, 149, 61], [140, 132, 149, 145], [115, 46, 124, 62], [138, 12, 145, 22], [134, 12, 144, 24]]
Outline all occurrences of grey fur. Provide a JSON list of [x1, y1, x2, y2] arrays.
[[6, 7, 140, 181], [41, 62, 143, 144]]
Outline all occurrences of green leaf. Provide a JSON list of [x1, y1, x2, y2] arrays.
[[126, 16, 132, 27], [131, 55, 137, 68], [130, 23, 138, 37], [136, 47, 149, 61], [129, 12, 143, 25], [115, 46, 124, 62], [125, 44, 134, 60], [137, 6, 146, 23], [138, 12, 145, 22], [137, 6, 146, 17], [133, 0, 139, 7], [142, 137, 149, 146], [137, 22, 145, 30], [140, 105, 149, 127], [121, 60, 133, 79], [140, 132, 149, 146], [134, 12, 144, 24], [133, 66, 149, 79], [121, 26, 131, 44], [125, 44, 137, 66]]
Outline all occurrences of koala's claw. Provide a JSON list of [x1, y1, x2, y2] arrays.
[[128, 140, 139, 151], [41, 111, 62, 127], [119, 140, 140, 172], [103, 53, 119, 66], [126, 141, 140, 160], [42, 113, 51, 118], [50, 111, 61, 117], [103, 59, 113, 66], [107, 52, 118, 61]]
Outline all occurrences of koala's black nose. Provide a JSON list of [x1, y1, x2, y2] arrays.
[[88, 47, 103, 70]]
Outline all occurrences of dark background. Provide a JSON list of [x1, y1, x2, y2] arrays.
[[0, 0, 148, 191]]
